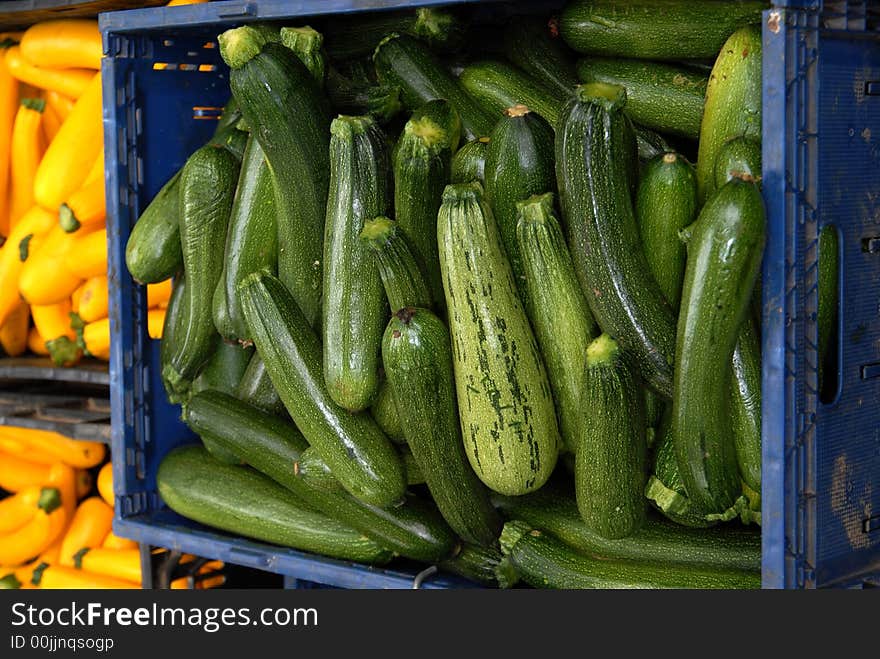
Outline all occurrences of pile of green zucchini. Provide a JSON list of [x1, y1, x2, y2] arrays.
[[124, 0, 838, 589]]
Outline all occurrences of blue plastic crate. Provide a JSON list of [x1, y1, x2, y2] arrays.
[[102, 0, 880, 589]]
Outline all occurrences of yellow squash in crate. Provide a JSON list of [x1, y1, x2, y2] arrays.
[[63, 228, 107, 279], [96, 461, 113, 507], [59, 177, 105, 233], [31, 563, 138, 589], [0, 40, 18, 237], [77, 275, 109, 323], [73, 547, 141, 585], [4, 46, 94, 99], [20, 20, 102, 71], [0, 426, 105, 469], [0, 487, 67, 566], [0, 301, 29, 357], [9, 98, 45, 225], [19, 223, 87, 305], [58, 496, 113, 566], [0, 206, 55, 326]]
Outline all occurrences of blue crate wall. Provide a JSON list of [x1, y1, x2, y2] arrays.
[[762, 5, 880, 588]]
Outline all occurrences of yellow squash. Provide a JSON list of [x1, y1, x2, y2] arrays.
[[77, 275, 108, 323], [58, 496, 113, 566], [19, 223, 86, 305], [9, 98, 46, 226], [0, 41, 19, 237], [4, 46, 93, 99], [59, 177, 105, 233], [45, 89, 74, 121], [32, 563, 138, 589], [27, 326, 49, 355], [73, 547, 141, 584], [0, 301, 29, 357], [102, 532, 137, 550], [20, 20, 102, 71], [0, 487, 67, 566], [0, 426, 105, 469], [0, 484, 44, 533], [62, 227, 107, 279], [96, 461, 113, 507], [147, 279, 173, 309]]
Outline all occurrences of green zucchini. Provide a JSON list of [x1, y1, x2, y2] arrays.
[[459, 60, 564, 128], [383, 307, 502, 546], [502, 17, 579, 99], [191, 339, 253, 397], [125, 170, 182, 285], [731, 317, 762, 493], [391, 100, 459, 306], [240, 271, 406, 508], [371, 377, 405, 444], [162, 144, 239, 398], [438, 183, 560, 495], [294, 444, 424, 489], [439, 544, 512, 588], [556, 83, 677, 397], [635, 125, 671, 162], [360, 217, 432, 313], [818, 225, 839, 396], [235, 353, 286, 417], [157, 446, 392, 565], [673, 177, 766, 513], [159, 274, 187, 401], [280, 26, 325, 84], [635, 151, 698, 310], [323, 7, 463, 61], [212, 125, 248, 162], [714, 136, 762, 189], [450, 137, 490, 184], [646, 408, 715, 528], [576, 57, 707, 139], [325, 64, 404, 124], [696, 26, 762, 203], [576, 334, 647, 539], [484, 105, 556, 294], [220, 27, 330, 330], [398, 445, 424, 485], [323, 115, 391, 412], [212, 134, 278, 342], [515, 193, 596, 452], [492, 482, 761, 572], [559, 0, 765, 61], [373, 33, 495, 141], [499, 522, 760, 589]]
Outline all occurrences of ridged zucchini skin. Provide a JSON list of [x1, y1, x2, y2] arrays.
[[373, 33, 495, 141], [673, 178, 766, 513], [213, 134, 277, 342], [450, 137, 491, 184], [492, 483, 760, 572], [731, 317, 762, 493], [280, 26, 325, 84], [361, 217, 433, 313], [556, 84, 677, 397], [383, 308, 502, 546], [324, 7, 463, 61], [240, 271, 405, 508], [559, 0, 765, 61], [159, 274, 187, 401], [294, 447, 458, 562], [323, 116, 391, 412], [635, 152, 698, 310], [696, 26, 762, 203], [438, 183, 560, 496], [576, 335, 647, 539], [459, 60, 564, 127], [714, 136, 762, 189], [516, 193, 595, 452], [392, 100, 458, 307], [499, 523, 760, 589], [191, 339, 253, 398], [157, 446, 392, 565], [235, 353, 286, 417], [371, 377, 405, 443], [576, 57, 707, 139], [484, 105, 556, 294], [162, 145, 239, 398], [125, 171, 182, 284], [221, 29, 331, 330], [502, 18, 580, 99]]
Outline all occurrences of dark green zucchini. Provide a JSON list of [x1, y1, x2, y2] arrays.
[[235, 352, 286, 417], [162, 144, 239, 399], [635, 152, 698, 310], [398, 445, 424, 485], [499, 521, 760, 589], [383, 307, 502, 546], [125, 170, 182, 285], [635, 125, 671, 162], [439, 544, 513, 588], [213, 134, 277, 342], [576, 334, 647, 539], [360, 217, 433, 313], [459, 60, 564, 128], [159, 274, 187, 401], [323, 7, 463, 61], [323, 115, 391, 412], [696, 26, 762, 203], [325, 64, 403, 124], [190, 339, 253, 397], [157, 446, 392, 564], [559, 0, 765, 61], [714, 136, 762, 188], [492, 481, 761, 572], [673, 177, 766, 513], [373, 33, 495, 141], [438, 183, 560, 495], [450, 136, 490, 184], [484, 105, 556, 294], [503, 17, 579, 98], [731, 317, 762, 494], [370, 377, 405, 444], [220, 28, 330, 330], [280, 26, 325, 84], [556, 83, 677, 397], [391, 99, 458, 306], [516, 193, 595, 452], [239, 271, 405, 508], [576, 57, 707, 139]]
